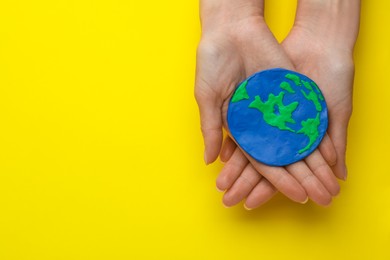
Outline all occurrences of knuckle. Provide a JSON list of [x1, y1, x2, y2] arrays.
[[312, 163, 330, 177], [200, 126, 221, 135], [238, 175, 254, 187], [300, 173, 315, 186], [272, 173, 285, 189]]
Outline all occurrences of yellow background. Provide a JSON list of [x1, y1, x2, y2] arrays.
[[0, 0, 389, 259]]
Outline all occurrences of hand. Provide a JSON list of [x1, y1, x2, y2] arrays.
[[196, 2, 340, 206], [215, 0, 360, 209], [282, 0, 360, 180]]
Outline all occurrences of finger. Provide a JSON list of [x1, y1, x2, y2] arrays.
[[305, 150, 340, 196], [245, 156, 308, 203], [194, 86, 223, 165], [216, 148, 248, 192], [319, 133, 337, 167], [220, 136, 237, 163], [244, 178, 278, 210], [328, 122, 349, 180], [286, 161, 332, 206], [223, 164, 261, 207]]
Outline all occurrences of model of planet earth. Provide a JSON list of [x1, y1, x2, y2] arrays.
[[227, 68, 328, 166]]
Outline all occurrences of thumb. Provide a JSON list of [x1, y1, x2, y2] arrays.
[[195, 83, 223, 165]]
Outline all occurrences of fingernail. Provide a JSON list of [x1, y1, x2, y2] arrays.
[[300, 197, 309, 204], [244, 204, 253, 211], [216, 187, 224, 192], [219, 156, 226, 164], [204, 151, 209, 165], [343, 166, 348, 181], [222, 203, 231, 208], [324, 200, 332, 208]]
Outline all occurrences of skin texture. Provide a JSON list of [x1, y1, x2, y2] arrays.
[[195, 0, 360, 209]]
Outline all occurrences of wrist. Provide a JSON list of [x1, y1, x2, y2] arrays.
[[200, 0, 264, 35], [294, 0, 361, 52]]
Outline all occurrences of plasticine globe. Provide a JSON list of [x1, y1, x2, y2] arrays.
[[227, 68, 328, 166]]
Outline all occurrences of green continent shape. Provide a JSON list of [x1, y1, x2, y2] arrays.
[[285, 73, 301, 86], [280, 81, 295, 93], [249, 92, 298, 132], [231, 80, 249, 103], [297, 113, 320, 154], [303, 80, 325, 102], [302, 80, 313, 91], [301, 89, 322, 112], [310, 81, 324, 101]]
